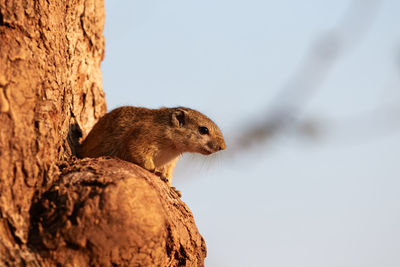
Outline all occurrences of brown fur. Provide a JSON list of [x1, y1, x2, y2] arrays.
[[79, 106, 226, 185]]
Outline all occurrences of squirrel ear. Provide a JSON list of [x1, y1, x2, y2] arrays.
[[172, 109, 185, 127]]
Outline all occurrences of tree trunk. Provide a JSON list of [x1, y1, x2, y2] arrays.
[[0, 1, 206, 266]]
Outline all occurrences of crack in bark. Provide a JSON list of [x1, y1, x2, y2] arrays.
[[6, 219, 22, 246], [79, 10, 93, 48]]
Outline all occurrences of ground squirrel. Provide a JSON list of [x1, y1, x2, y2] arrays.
[[78, 106, 226, 195]]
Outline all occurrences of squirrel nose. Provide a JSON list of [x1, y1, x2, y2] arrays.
[[219, 141, 226, 151], [207, 140, 226, 152]]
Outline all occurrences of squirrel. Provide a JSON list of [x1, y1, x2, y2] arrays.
[[78, 106, 226, 196]]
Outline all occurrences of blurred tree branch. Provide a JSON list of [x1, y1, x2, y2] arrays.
[[296, 101, 400, 144], [228, 0, 390, 155]]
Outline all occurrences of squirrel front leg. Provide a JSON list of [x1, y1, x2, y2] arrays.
[[158, 157, 181, 197], [142, 155, 156, 173], [158, 157, 179, 185], [142, 156, 172, 186]]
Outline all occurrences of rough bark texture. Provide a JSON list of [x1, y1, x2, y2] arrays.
[[0, 1, 206, 266], [29, 158, 206, 266]]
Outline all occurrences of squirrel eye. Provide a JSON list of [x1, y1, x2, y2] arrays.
[[198, 126, 209, 135]]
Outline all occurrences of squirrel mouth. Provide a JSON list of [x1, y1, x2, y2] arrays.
[[199, 148, 213, 155]]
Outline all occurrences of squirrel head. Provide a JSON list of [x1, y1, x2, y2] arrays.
[[169, 107, 226, 155]]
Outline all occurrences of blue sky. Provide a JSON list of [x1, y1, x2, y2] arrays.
[[102, 1, 400, 266]]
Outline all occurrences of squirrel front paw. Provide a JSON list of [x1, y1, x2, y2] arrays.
[[171, 186, 182, 197], [159, 175, 169, 183]]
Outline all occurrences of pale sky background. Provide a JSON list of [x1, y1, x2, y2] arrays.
[[102, 1, 400, 266]]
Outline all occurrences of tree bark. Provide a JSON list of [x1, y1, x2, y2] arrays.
[[29, 158, 206, 266], [0, 1, 206, 266]]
